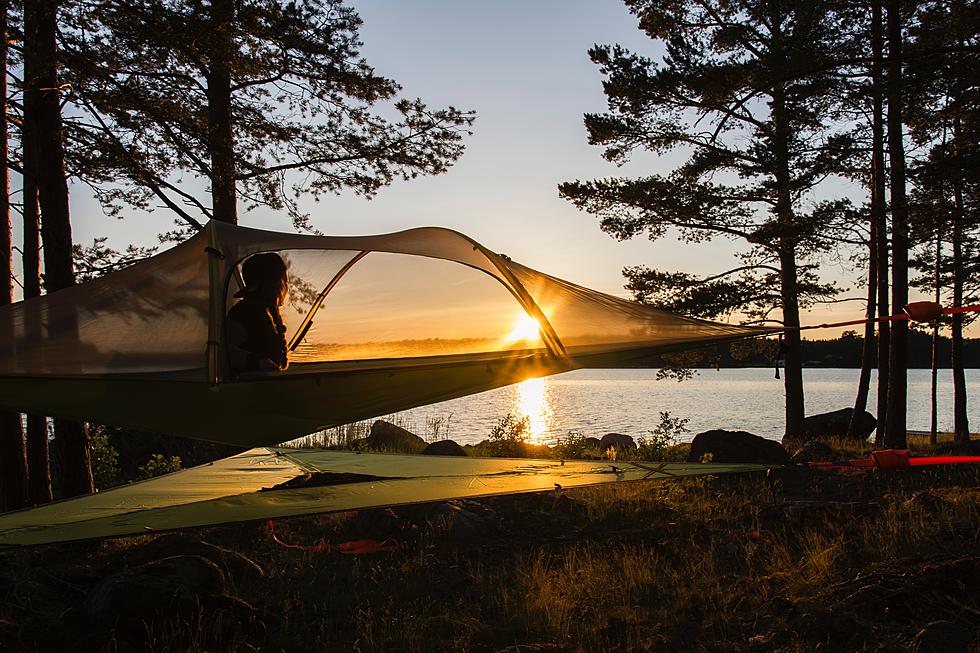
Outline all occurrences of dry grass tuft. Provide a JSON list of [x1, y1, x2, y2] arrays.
[[1, 439, 978, 652]]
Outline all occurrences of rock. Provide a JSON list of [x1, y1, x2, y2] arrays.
[[912, 620, 974, 653], [85, 555, 241, 634], [403, 501, 488, 540], [348, 507, 402, 537], [783, 408, 875, 445], [421, 439, 467, 456], [364, 420, 426, 453], [790, 440, 839, 464], [599, 433, 636, 451], [687, 430, 790, 465], [583, 437, 602, 450]]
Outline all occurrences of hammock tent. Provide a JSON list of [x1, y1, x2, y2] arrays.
[[0, 220, 771, 446]]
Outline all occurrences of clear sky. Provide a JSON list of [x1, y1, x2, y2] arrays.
[[60, 0, 944, 338]]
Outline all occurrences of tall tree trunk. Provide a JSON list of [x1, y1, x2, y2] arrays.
[[883, 0, 908, 449], [207, 0, 237, 224], [24, 0, 92, 497], [21, 101, 51, 506], [0, 0, 29, 512], [950, 123, 969, 442], [929, 223, 940, 446], [871, 0, 889, 447], [847, 222, 877, 439], [770, 82, 805, 439]]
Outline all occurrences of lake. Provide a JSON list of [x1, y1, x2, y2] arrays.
[[369, 368, 980, 445]]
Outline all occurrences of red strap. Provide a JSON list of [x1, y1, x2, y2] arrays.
[[797, 302, 980, 332], [338, 539, 398, 555], [809, 452, 980, 470], [267, 520, 397, 555], [909, 456, 980, 466]]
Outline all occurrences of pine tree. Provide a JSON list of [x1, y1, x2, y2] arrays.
[[906, 0, 979, 443], [18, 62, 52, 505], [882, 0, 911, 449], [59, 0, 475, 228], [0, 0, 29, 512], [24, 0, 93, 497], [560, 0, 853, 438]]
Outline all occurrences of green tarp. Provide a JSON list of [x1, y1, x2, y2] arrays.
[[0, 449, 769, 548]]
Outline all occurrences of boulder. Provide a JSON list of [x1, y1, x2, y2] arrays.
[[84, 555, 255, 637], [583, 437, 602, 450], [348, 507, 402, 537], [421, 439, 468, 456], [783, 408, 875, 445], [599, 433, 636, 452], [364, 420, 426, 453], [399, 501, 488, 540], [790, 440, 839, 464], [687, 430, 790, 465]]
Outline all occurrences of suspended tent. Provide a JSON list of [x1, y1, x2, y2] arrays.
[[0, 220, 772, 446]]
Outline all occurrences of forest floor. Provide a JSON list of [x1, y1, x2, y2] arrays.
[[1, 437, 978, 652]]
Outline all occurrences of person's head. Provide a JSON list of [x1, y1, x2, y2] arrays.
[[239, 252, 288, 306]]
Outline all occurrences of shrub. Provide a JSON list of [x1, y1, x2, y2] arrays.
[[483, 413, 532, 458], [553, 431, 600, 460], [634, 411, 690, 461], [137, 453, 183, 480], [89, 426, 122, 491]]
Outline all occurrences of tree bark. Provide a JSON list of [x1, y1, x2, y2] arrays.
[[0, 0, 29, 512], [21, 91, 51, 506], [21, 95, 52, 505], [950, 123, 969, 442], [770, 80, 805, 439], [870, 0, 889, 447], [929, 223, 940, 446], [883, 0, 908, 449], [847, 222, 877, 439], [207, 0, 237, 224], [24, 0, 92, 497]]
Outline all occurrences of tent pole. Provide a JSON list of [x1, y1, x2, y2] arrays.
[[475, 246, 567, 358]]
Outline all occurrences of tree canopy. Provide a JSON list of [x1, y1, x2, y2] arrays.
[[57, 0, 475, 229]]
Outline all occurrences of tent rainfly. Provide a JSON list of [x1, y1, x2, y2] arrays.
[[0, 220, 771, 446]]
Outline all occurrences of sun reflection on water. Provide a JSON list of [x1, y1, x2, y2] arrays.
[[514, 377, 553, 443]]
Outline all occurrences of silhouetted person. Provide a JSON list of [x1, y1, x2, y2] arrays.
[[226, 252, 289, 373]]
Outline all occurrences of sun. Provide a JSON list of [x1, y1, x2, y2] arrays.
[[504, 312, 542, 343]]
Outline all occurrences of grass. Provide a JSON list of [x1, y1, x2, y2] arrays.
[[0, 438, 978, 652]]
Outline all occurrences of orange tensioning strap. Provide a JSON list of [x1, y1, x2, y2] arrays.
[[267, 520, 398, 554], [796, 302, 980, 332], [808, 450, 980, 471]]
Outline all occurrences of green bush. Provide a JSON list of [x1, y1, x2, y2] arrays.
[[137, 453, 183, 480], [483, 413, 531, 458], [89, 426, 122, 491], [633, 411, 690, 461], [553, 431, 600, 460]]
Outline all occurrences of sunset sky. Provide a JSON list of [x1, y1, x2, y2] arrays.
[[60, 0, 943, 338]]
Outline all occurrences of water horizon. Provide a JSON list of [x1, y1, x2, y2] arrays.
[[350, 367, 979, 446]]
